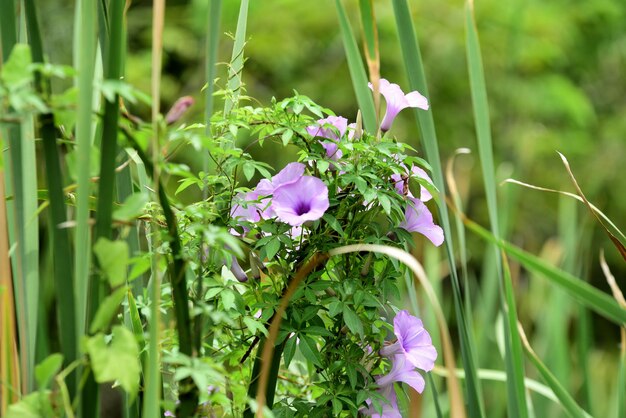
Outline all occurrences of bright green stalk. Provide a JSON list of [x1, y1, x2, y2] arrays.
[[74, 0, 97, 336], [391, 1, 485, 416], [464, 2, 528, 416], [223, 0, 248, 117], [333, 0, 377, 134], [23, 0, 77, 397], [204, 0, 222, 138]]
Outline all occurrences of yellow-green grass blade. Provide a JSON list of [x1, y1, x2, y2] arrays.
[[223, 0, 248, 117], [334, 0, 377, 133], [465, 218, 626, 325], [391, 1, 485, 416], [464, 1, 528, 416], [358, 0, 380, 120], [204, 0, 222, 137], [23, 0, 78, 397]]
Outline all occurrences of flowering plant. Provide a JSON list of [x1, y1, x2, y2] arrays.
[[149, 79, 441, 417]]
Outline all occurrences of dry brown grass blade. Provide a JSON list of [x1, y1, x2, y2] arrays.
[[599, 250, 626, 357], [502, 178, 626, 243], [558, 152, 626, 262], [0, 172, 21, 412], [255, 253, 329, 416], [330, 244, 466, 418]]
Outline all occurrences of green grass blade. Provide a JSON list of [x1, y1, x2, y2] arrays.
[[465, 218, 626, 325], [333, 0, 377, 133], [519, 326, 593, 418], [391, 1, 484, 416], [223, 0, 248, 117], [23, 0, 77, 397], [1, 3, 39, 394], [74, 0, 97, 333], [204, 0, 222, 137], [502, 253, 530, 416], [464, 2, 528, 416]]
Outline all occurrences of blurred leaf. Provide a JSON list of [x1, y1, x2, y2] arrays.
[[113, 192, 149, 222], [342, 305, 363, 337], [34, 353, 63, 390], [89, 286, 127, 334], [0, 44, 32, 88], [94, 238, 129, 288], [85, 325, 140, 400]]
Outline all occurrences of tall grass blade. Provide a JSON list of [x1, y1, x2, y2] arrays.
[[1, 2, 39, 394], [599, 251, 626, 418], [23, 0, 77, 396], [0, 171, 20, 410], [518, 324, 593, 418], [391, 1, 484, 416], [333, 0, 377, 133], [74, 0, 97, 331], [204, 0, 222, 138], [358, 0, 380, 121], [464, 1, 528, 416], [143, 0, 167, 415], [223, 0, 248, 117], [464, 217, 626, 325]]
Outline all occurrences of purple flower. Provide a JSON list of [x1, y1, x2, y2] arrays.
[[231, 163, 305, 226], [369, 79, 429, 131], [271, 176, 329, 226], [380, 310, 437, 371], [307, 116, 348, 160], [306, 115, 348, 141], [270, 162, 305, 189], [398, 198, 444, 247], [391, 165, 433, 202], [360, 384, 401, 418], [376, 354, 426, 394]]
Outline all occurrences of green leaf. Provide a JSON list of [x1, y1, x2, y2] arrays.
[[283, 335, 297, 368], [298, 335, 322, 367], [221, 288, 236, 311], [89, 286, 128, 334], [243, 317, 268, 337], [342, 305, 364, 337], [317, 159, 330, 174], [93, 237, 129, 288], [243, 161, 255, 181], [34, 353, 63, 390], [263, 236, 281, 260], [0, 44, 32, 88], [377, 192, 391, 215], [6, 390, 58, 418], [323, 213, 344, 237], [281, 129, 293, 146], [85, 325, 141, 400], [113, 192, 149, 222]]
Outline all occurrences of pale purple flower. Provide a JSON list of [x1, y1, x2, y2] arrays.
[[164, 412, 175, 418], [307, 116, 348, 160], [398, 198, 444, 247], [306, 115, 348, 141], [369, 79, 429, 131], [230, 163, 305, 226], [391, 165, 433, 202], [271, 176, 329, 226], [270, 162, 305, 189], [380, 310, 437, 371], [360, 384, 401, 418], [376, 354, 426, 394], [230, 190, 265, 225], [229, 256, 248, 282]]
